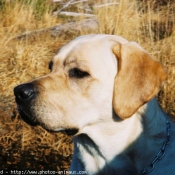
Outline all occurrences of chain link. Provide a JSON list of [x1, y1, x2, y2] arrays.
[[141, 120, 171, 174]]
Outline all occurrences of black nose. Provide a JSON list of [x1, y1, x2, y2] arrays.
[[14, 83, 35, 103]]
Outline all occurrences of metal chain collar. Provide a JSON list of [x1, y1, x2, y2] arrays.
[[141, 119, 171, 174]]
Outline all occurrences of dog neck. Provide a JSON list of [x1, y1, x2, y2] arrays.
[[71, 98, 170, 174]]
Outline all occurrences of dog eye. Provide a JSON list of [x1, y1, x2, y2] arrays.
[[48, 61, 53, 71], [69, 68, 90, 78]]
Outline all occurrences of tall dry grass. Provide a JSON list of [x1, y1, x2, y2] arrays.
[[0, 0, 64, 101]]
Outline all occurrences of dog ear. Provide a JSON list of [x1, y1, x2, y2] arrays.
[[112, 42, 166, 119]]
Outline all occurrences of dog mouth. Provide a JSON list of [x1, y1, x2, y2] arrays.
[[17, 105, 79, 136], [48, 128, 79, 136], [64, 129, 79, 136], [17, 105, 39, 126]]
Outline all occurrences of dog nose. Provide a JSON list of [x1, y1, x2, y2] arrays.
[[14, 83, 35, 103]]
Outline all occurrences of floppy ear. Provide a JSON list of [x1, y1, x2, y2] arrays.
[[112, 42, 167, 119]]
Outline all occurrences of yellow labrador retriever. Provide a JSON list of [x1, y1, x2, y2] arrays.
[[14, 34, 175, 175]]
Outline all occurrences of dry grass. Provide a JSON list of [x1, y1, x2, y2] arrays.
[[0, 0, 174, 170]]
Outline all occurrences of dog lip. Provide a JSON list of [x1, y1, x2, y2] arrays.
[[49, 128, 79, 136], [17, 106, 79, 135], [64, 128, 79, 136], [17, 105, 38, 126]]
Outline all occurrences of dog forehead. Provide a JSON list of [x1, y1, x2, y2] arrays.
[[53, 35, 104, 61], [53, 34, 128, 63]]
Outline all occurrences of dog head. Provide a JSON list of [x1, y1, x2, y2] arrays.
[[14, 34, 166, 134]]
